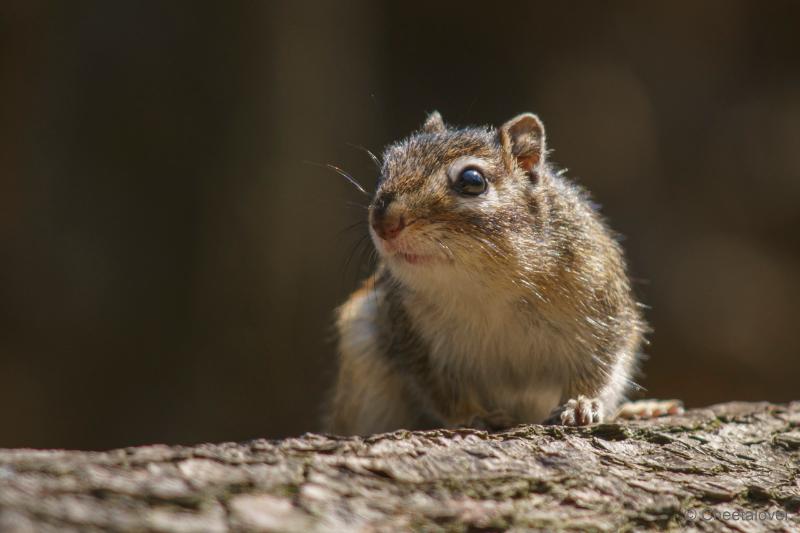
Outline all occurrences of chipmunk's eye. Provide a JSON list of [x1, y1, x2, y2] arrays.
[[454, 168, 487, 196]]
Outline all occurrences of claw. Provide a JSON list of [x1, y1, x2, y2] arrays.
[[546, 396, 603, 426]]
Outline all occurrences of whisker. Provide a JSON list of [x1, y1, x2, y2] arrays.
[[304, 160, 369, 196], [432, 237, 455, 260], [346, 201, 370, 211], [366, 249, 381, 307], [344, 233, 371, 278], [340, 235, 365, 289], [326, 163, 369, 196], [464, 95, 479, 122], [358, 239, 379, 284], [367, 247, 379, 272], [337, 219, 369, 237], [346, 143, 382, 170]]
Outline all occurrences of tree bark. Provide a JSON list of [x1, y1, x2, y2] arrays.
[[0, 402, 798, 532]]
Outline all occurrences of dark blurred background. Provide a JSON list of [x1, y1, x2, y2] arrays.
[[1, 1, 798, 450]]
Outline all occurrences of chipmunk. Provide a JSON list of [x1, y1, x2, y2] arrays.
[[327, 111, 680, 435]]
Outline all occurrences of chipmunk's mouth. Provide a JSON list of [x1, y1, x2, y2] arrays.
[[372, 234, 445, 266], [390, 246, 455, 266], [367, 219, 456, 267]]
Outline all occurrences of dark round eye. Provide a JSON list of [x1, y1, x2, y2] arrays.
[[454, 168, 487, 196]]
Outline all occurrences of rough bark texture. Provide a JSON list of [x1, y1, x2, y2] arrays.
[[0, 402, 798, 532]]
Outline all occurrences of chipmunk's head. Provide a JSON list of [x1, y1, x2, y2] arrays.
[[369, 111, 548, 286]]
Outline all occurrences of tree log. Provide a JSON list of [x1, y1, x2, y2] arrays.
[[0, 402, 798, 532]]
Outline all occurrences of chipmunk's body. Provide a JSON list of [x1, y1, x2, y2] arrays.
[[328, 112, 647, 435]]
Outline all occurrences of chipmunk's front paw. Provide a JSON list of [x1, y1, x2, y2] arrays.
[[546, 396, 603, 426]]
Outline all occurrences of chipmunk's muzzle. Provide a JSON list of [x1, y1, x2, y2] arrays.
[[369, 191, 445, 266], [370, 191, 407, 241]]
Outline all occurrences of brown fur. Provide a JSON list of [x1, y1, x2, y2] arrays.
[[326, 112, 645, 434]]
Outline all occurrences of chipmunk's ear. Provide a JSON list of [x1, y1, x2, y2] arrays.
[[422, 111, 446, 133], [500, 113, 546, 173]]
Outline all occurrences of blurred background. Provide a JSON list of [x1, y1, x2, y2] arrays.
[[1, 1, 798, 450]]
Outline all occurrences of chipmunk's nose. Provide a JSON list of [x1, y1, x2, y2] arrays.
[[372, 214, 406, 241], [371, 192, 406, 241]]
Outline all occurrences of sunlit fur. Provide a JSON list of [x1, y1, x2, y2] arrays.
[[327, 114, 645, 434]]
